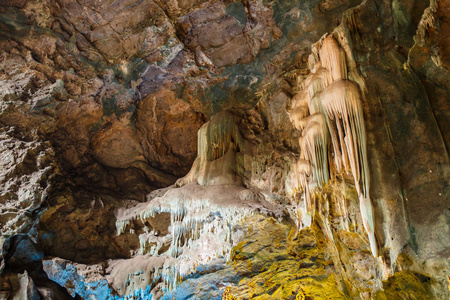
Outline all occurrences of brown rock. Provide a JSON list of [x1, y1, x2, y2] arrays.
[[91, 114, 145, 169], [136, 88, 205, 177]]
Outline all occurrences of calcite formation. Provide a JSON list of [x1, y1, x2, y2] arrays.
[[288, 34, 376, 256], [0, 0, 449, 299], [176, 111, 245, 186]]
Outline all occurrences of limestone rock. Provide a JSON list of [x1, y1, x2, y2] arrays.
[[8, 271, 39, 300], [0, 0, 449, 299], [178, 1, 280, 68], [43, 258, 109, 299]]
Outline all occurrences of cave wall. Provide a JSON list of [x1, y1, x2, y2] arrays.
[[0, 0, 449, 299]]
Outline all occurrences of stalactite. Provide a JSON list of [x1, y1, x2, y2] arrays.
[[321, 79, 369, 197], [288, 34, 377, 257], [177, 111, 245, 187], [288, 105, 309, 130], [299, 113, 329, 190], [292, 159, 312, 216], [114, 185, 284, 295], [198, 111, 244, 162], [320, 36, 348, 82]]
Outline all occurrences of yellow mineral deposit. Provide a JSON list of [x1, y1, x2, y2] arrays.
[[296, 287, 306, 300], [447, 275, 450, 293], [222, 286, 240, 300]]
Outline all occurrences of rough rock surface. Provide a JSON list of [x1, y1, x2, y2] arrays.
[[0, 0, 449, 299]]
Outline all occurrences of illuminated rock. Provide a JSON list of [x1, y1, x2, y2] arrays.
[[288, 35, 377, 256]]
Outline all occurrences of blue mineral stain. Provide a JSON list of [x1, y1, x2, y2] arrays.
[[161, 259, 241, 300], [43, 260, 111, 300], [111, 285, 154, 300]]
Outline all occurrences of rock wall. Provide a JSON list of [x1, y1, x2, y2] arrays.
[[0, 0, 449, 299]]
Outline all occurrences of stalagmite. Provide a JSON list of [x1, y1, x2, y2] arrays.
[[288, 34, 377, 257]]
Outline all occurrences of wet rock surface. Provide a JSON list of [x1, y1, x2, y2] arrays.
[[0, 0, 449, 299]]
